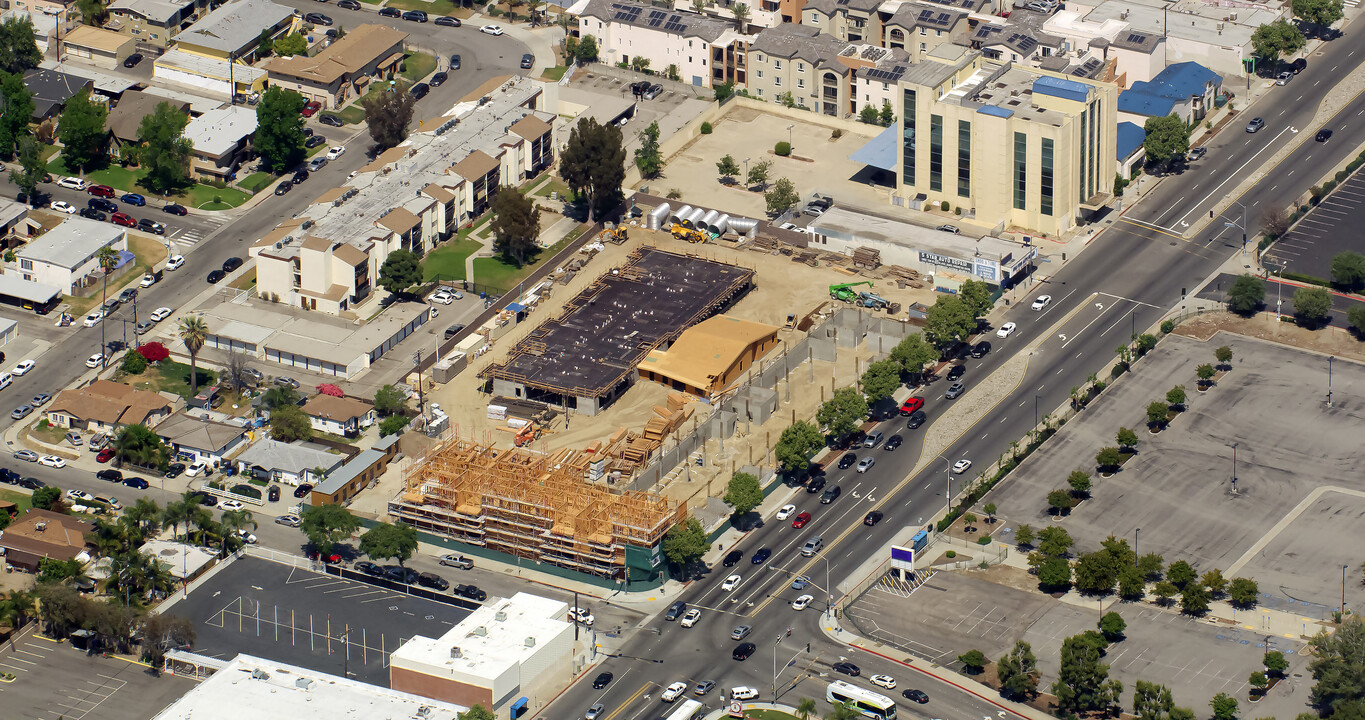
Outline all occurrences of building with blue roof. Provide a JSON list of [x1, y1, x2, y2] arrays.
[[1116, 61, 1222, 125], [1116, 121, 1146, 177]]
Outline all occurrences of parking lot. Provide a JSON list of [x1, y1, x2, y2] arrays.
[[1264, 168, 1365, 280], [0, 627, 195, 720], [988, 332, 1365, 615], [568, 69, 709, 160], [162, 555, 472, 686]]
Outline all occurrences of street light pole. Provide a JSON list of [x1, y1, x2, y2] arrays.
[[1229, 442, 1238, 491], [1134, 527, 1140, 558], [1275, 262, 1286, 319], [772, 635, 781, 702], [824, 556, 831, 619], [1344, 565, 1349, 618], [1327, 356, 1334, 407]]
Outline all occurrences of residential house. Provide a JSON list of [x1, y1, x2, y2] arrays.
[[1042, 10, 1162, 87], [263, 24, 408, 110], [45, 380, 177, 433], [0, 509, 92, 573], [300, 395, 374, 438], [155, 412, 249, 465], [153, 48, 267, 98], [61, 25, 138, 70], [1116, 120, 1145, 177], [106, 0, 204, 52], [574, 0, 749, 88], [3, 9, 57, 54], [234, 438, 346, 486], [1116, 61, 1221, 126], [184, 104, 257, 180], [16, 217, 127, 294], [311, 432, 399, 505], [173, 0, 295, 62], [22, 68, 94, 120], [106, 91, 189, 158]]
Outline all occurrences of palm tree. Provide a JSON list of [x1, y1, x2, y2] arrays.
[[178, 315, 209, 397], [218, 509, 256, 554], [731, 2, 749, 30], [91, 516, 131, 556], [188, 505, 215, 545], [95, 246, 118, 369], [113, 424, 169, 470], [797, 698, 817, 720], [125, 498, 163, 539], [161, 495, 193, 540], [825, 701, 860, 720]]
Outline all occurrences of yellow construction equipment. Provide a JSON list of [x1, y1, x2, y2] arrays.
[[603, 226, 628, 243], [670, 223, 707, 243]]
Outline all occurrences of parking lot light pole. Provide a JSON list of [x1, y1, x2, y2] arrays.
[[1134, 527, 1140, 557], [1343, 565, 1348, 617], [1327, 355, 1334, 407]]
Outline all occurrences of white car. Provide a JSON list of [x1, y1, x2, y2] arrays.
[[85, 353, 105, 368], [730, 687, 759, 701], [871, 675, 897, 690], [569, 606, 595, 626], [480, 23, 504, 34], [141, 273, 158, 288], [166, 255, 186, 271], [219, 500, 244, 511], [996, 322, 1016, 338], [776, 503, 796, 520], [66, 489, 93, 502], [56, 176, 87, 190], [661, 681, 688, 702], [185, 460, 210, 477], [275, 514, 302, 527], [83, 310, 104, 327], [235, 529, 258, 544], [430, 290, 455, 305], [50, 200, 76, 214], [12, 359, 34, 376], [40, 455, 67, 468], [721, 574, 742, 591], [327, 146, 346, 160], [792, 594, 813, 611], [953, 459, 972, 474], [680, 608, 702, 627], [1031, 295, 1052, 310], [150, 307, 173, 322]]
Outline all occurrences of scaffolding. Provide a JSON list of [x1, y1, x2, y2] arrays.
[[389, 438, 684, 580]]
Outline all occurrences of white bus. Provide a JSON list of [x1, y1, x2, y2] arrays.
[[827, 681, 897, 720], [663, 699, 705, 720]]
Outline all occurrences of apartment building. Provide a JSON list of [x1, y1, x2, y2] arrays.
[[574, 0, 749, 88], [881, 3, 969, 61], [105, 0, 207, 52], [745, 24, 857, 113], [263, 24, 408, 109], [798, 0, 882, 44], [174, 0, 295, 62], [1042, 10, 1162, 86]]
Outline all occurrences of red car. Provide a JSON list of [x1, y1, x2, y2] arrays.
[[96, 448, 116, 463], [87, 184, 116, 198], [792, 512, 812, 529], [899, 397, 924, 416], [111, 212, 136, 227], [301, 101, 322, 117]]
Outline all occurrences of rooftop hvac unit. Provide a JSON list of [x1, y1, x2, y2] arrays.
[[251, 669, 270, 680], [295, 678, 314, 690], [473, 626, 488, 636], [495, 611, 507, 621], [525, 636, 536, 647], [451, 646, 463, 659], [417, 708, 434, 718], [34, 521, 46, 531]]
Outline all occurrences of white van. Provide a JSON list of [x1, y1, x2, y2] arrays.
[[0, 372, 11, 390]]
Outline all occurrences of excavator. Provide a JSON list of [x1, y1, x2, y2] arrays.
[[829, 281, 874, 302], [601, 226, 628, 243]]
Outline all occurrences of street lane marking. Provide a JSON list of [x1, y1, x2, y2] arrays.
[[1170, 125, 1294, 228], [602, 682, 654, 720]]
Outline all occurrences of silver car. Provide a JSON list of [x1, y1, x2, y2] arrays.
[[945, 382, 966, 399]]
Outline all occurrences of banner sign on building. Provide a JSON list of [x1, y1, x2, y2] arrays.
[[918, 250, 974, 274]]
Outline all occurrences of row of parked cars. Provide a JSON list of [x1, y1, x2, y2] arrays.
[[350, 554, 484, 599]]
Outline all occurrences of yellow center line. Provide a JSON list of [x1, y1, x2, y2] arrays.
[[1118, 218, 1184, 240], [602, 681, 656, 720]]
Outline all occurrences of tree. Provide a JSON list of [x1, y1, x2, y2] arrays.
[[1118, 564, 1146, 599], [1331, 252, 1365, 291], [1251, 19, 1306, 67], [573, 34, 599, 63], [0, 72, 34, 159], [1210, 692, 1238, 720], [57, 89, 108, 171], [379, 414, 410, 436], [92, 246, 118, 372], [1196, 363, 1216, 387], [177, 315, 209, 397], [121, 350, 148, 374], [1167, 560, 1196, 589], [460, 706, 497, 720], [797, 698, 818, 720], [1015, 524, 1035, 549], [361, 82, 416, 150], [560, 117, 625, 222], [31, 485, 61, 510], [1073, 551, 1118, 594], [221, 350, 254, 394], [825, 701, 861, 720], [359, 521, 419, 567], [1264, 650, 1288, 677], [662, 516, 710, 569], [716, 154, 741, 182], [1227, 275, 1265, 316], [731, 1, 749, 29], [958, 649, 988, 673], [1180, 583, 1210, 616], [996, 641, 1039, 699], [374, 385, 406, 417], [1067, 470, 1093, 497], [1146, 401, 1169, 427], [860, 359, 901, 403], [218, 508, 257, 554], [766, 177, 800, 216], [1291, 0, 1344, 28], [1202, 568, 1228, 597], [746, 158, 772, 189], [1163, 386, 1186, 411], [9, 135, 44, 205], [262, 386, 300, 410], [962, 512, 978, 531], [270, 405, 312, 442], [958, 279, 994, 319], [299, 503, 361, 553], [1133, 680, 1178, 720], [859, 105, 880, 125], [983, 503, 997, 523], [1053, 632, 1122, 714], [490, 187, 540, 266], [1098, 611, 1126, 640], [1293, 286, 1332, 326], [1249, 671, 1269, 694], [816, 386, 867, 440], [634, 121, 664, 178], [254, 87, 306, 173], [0, 17, 42, 75], [723, 472, 763, 516], [378, 249, 422, 296], [1349, 305, 1365, 336], [1047, 489, 1073, 514], [273, 32, 308, 57], [1038, 556, 1072, 590], [137, 101, 193, 193], [1152, 580, 1178, 605], [256, 28, 275, 58], [1307, 616, 1365, 719], [924, 295, 976, 349], [1115, 427, 1138, 452], [890, 334, 937, 380], [1143, 115, 1191, 165], [775, 420, 824, 472], [879, 100, 895, 127], [1095, 446, 1123, 472], [1037, 526, 1074, 557], [1215, 346, 1234, 367]]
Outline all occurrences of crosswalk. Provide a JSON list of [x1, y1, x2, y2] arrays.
[[167, 216, 226, 247], [1346, 0, 1359, 8]]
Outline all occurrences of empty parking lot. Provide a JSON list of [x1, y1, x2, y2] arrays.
[[1264, 168, 1365, 281]]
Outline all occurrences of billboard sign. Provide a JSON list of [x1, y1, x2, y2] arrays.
[[891, 545, 914, 571]]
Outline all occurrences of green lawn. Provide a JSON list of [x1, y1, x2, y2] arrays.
[[740, 711, 801, 720], [531, 178, 571, 199], [185, 184, 251, 210], [539, 66, 568, 82], [48, 156, 251, 208], [0, 488, 33, 517], [385, 0, 457, 12], [423, 238, 483, 281], [127, 360, 219, 400], [336, 104, 367, 125], [240, 171, 275, 194], [471, 232, 577, 294], [401, 52, 438, 83]]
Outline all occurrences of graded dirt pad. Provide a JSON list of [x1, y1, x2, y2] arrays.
[[988, 331, 1365, 615], [1175, 310, 1365, 362]]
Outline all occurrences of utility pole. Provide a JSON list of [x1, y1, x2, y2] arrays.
[[413, 351, 424, 421]]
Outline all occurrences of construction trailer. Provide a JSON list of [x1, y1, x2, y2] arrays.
[[388, 439, 684, 583]]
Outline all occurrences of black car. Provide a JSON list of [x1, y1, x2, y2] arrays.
[[820, 485, 841, 504], [338, 0, 360, 8], [207, 270, 226, 283], [451, 54, 461, 70], [384, 566, 420, 583], [165, 463, 186, 478], [163, 203, 187, 216], [319, 113, 344, 127], [444, 323, 466, 340], [750, 548, 772, 564], [124, 53, 143, 68], [138, 218, 165, 235], [18, 477, 45, 490], [89, 198, 118, 213], [275, 181, 293, 196], [630, 80, 651, 96], [732, 642, 756, 661], [295, 483, 315, 498], [123, 477, 150, 489], [520, 53, 534, 69], [304, 12, 333, 25], [806, 476, 826, 493], [265, 485, 280, 502], [292, 169, 310, 184], [435, 15, 460, 26], [0, 468, 17, 484], [430, 71, 448, 87], [884, 434, 903, 451], [402, 9, 427, 21], [417, 571, 449, 590], [722, 549, 743, 567], [906, 410, 927, 429], [96, 469, 123, 482], [592, 672, 613, 689], [187, 490, 216, 506], [946, 364, 965, 381], [970, 341, 991, 358], [354, 561, 384, 577], [79, 208, 106, 221], [832, 661, 860, 676], [455, 584, 487, 601], [1316, 129, 1333, 142], [379, 6, 400, 16], [411, 83, 430, 100], [223, 256, 243, 273], [864, 510, 884, 526], [837, 452, 857, 469], [305, 134, 327, 148], [902, 689, 928, 703]]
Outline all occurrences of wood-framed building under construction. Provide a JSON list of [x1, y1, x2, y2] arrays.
[[388, 439, 683, 583]]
